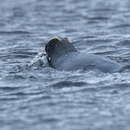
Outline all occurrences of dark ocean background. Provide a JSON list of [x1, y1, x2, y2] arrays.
[[0, 0, 130, 130]]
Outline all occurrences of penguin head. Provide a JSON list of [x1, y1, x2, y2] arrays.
[[45, 36, 77, 65], [45, 37, 61, 58]]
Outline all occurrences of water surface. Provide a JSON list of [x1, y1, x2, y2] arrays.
[[0, 0, 130, 130]]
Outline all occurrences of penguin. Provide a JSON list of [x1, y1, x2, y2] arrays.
[[45, 36, 122, 73]]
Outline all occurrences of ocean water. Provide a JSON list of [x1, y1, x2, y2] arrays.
[[0, 0, 130, 130]]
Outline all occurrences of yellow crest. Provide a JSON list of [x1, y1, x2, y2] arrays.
[[49, 36, 61, 41]]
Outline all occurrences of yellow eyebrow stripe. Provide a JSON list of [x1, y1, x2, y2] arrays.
[[50, 36, 61, 41]]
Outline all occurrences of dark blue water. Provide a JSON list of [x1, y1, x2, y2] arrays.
[[0, 0, 130, 130]]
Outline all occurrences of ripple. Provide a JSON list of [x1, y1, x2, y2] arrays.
[[0, 96, 19, 101], [87, 16, 109, 21], [117, 39, 130, 47], [92, 8, 116, 12], [49, 81, 87, 88], [0, 86, 22, 92], [0, 48, 37, 60], [0, 31, 31, 35], [110, 24, 130, 29], [120, 65, 130, 72], [4, 74, 26, 80]]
